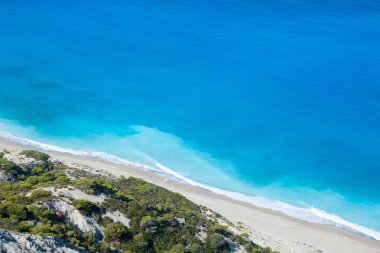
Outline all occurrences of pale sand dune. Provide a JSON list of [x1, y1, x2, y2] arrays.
[[1, 137, 380, 253]]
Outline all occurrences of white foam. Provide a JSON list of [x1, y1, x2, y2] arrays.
[[1, 130, 380, 241], [154, 162, 380, 241]]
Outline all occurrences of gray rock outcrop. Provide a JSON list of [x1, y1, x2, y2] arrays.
[[0, 229, 86, 253]]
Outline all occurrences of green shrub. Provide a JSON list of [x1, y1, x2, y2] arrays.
[[140, 215, 153, 228], [31, 223, 63, 236], [0, 202, 28, 220], [188, 243, 202, 253], [28, 205, 60, 222], [169, 243, 186, 253], [100, 216, 114, 227], [104, 222, 132, 242], [31, 166, 45, 175], [72, 199, 100, 216], [25, 174, 55, 185], [0, 158, 16, 171], [0, 158, 22, 178], [133, 233, 148, 249], [54, 175, 70, 184], [20, 150, 50, 161], [240, 232, 249, 238], [30, 189, 52, 201], [209, 233, 229, 251], [210, 224, 229, 236], [263, 247, 273, 253], [17, 221, 34, 232]]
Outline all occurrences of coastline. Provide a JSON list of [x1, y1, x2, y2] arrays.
[[1, 136, 380, 253]]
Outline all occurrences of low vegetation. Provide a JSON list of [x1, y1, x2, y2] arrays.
[[0, 150, 279, 253]]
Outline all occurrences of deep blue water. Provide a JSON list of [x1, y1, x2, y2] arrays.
[[0, 0, 380, 233]]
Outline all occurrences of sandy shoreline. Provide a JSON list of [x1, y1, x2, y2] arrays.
[[1, 137, 379, 253]]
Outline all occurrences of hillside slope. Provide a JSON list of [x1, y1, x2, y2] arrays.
[[0, 149, 276, 253]]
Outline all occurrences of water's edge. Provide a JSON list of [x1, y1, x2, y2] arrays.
[[0, 130, 379, 241]]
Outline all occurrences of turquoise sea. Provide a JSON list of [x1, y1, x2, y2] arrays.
[[0, 0, 380, 239]]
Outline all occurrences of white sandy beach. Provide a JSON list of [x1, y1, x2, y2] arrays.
[[1, 137, 380, 253]]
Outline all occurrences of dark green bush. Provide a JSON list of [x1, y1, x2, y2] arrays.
[[30, 189, 52, 201], [17, 221, 34, 232], [0, 202, 28, 220], [31, 166, 45, 175], [209, 233, 229, 252], [20, 150, 50, 162], [72, 199, 100, 216], [104, 222, 132, 242]]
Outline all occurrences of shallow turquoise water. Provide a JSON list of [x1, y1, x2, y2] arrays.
[[0, 0, 380, 234]]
